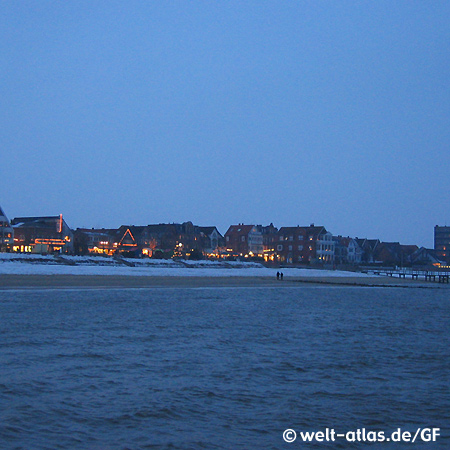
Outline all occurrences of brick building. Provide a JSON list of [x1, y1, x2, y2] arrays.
[[224, 224, 263, 257], [276, 224, 334, 264]]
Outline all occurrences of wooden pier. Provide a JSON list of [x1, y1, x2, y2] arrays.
[[361, 268, 450, 283]]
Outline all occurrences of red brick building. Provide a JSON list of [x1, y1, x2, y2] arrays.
[[276, 224, 334, 264], [224, 224, 263, 257]]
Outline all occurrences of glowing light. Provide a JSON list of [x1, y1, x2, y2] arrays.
[[118, 229, 137, 247], [35, 238, 66, 245]]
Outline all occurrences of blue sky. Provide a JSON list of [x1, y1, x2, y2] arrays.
[[1, 1, 449, 247]]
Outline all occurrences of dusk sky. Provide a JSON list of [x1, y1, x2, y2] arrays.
[[2, 1, 449, 247]]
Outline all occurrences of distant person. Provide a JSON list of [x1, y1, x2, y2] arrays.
[[280, 272, 284, 280], [276, 271, 280, 280]]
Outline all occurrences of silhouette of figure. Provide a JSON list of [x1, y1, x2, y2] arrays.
[[280, 272, 284, 280], [276, 271, 280, 280]]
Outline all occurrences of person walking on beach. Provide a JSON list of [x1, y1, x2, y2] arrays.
[[280, 272, 284, 280], [276, 271, 280, 280]]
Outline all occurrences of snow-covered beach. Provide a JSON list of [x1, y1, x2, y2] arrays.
[[0, 253, 370, 278], [0, 254, 436, 289]]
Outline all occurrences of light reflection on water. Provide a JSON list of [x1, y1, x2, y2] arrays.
[[1, 287, 449, 449]]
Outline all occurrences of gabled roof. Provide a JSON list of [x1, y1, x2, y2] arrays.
[[277, 225, 327, 236], [197, 226, 223, 237], [399, 244, 419, 254], [144, 223, 182, 237], [12, 216, 61, 224], [76, 228, 117, 236], [0, 206, 10, 221], [118, 225, 148, 236], [225, 224, 257, 236], [411, 247, 443, 264], [11, 215, 70, 231], [278, 226, 305, 233], [374, 242, 419, 260], [335, 236, 357, 248], [118, 228, 137, 246], [256, 223, 278, 234], [0, 206, 12, 230], [355, 238, 380, 251]]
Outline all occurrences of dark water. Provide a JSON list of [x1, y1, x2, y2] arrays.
[[1, 286, 449, 450]]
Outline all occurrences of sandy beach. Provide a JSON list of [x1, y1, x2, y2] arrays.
[[1, 256, 440, 289], [0, 274, 442, 289]]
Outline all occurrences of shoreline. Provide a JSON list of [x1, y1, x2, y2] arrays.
[[0, 274, 443, 290]]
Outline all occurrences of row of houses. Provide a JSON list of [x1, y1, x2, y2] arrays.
[[0, 205, 446, 267], [74, 222, 222, 259], [230, 224, 442, 266]]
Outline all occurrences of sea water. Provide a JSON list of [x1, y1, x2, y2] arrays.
[[0, 286, 449, 449]]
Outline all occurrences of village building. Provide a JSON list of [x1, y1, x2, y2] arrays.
[[276, 224, 334, 264], [434, 225, 450, 264], [0, 206, 14, 251], [355, 238, 380, 264], [373, 242, 418, 267], [110, 222, 224, 259], [143, 222, 196, 258], [73, 228, 118, 255], [333, 236, 362, 265], [113, 225, 156, 257], [11, 215, 73, 254], [410, 247, 443, 267], [256, 223, 279, 262], [224, 224, 263, 258], [197, 226, 224, 257]]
